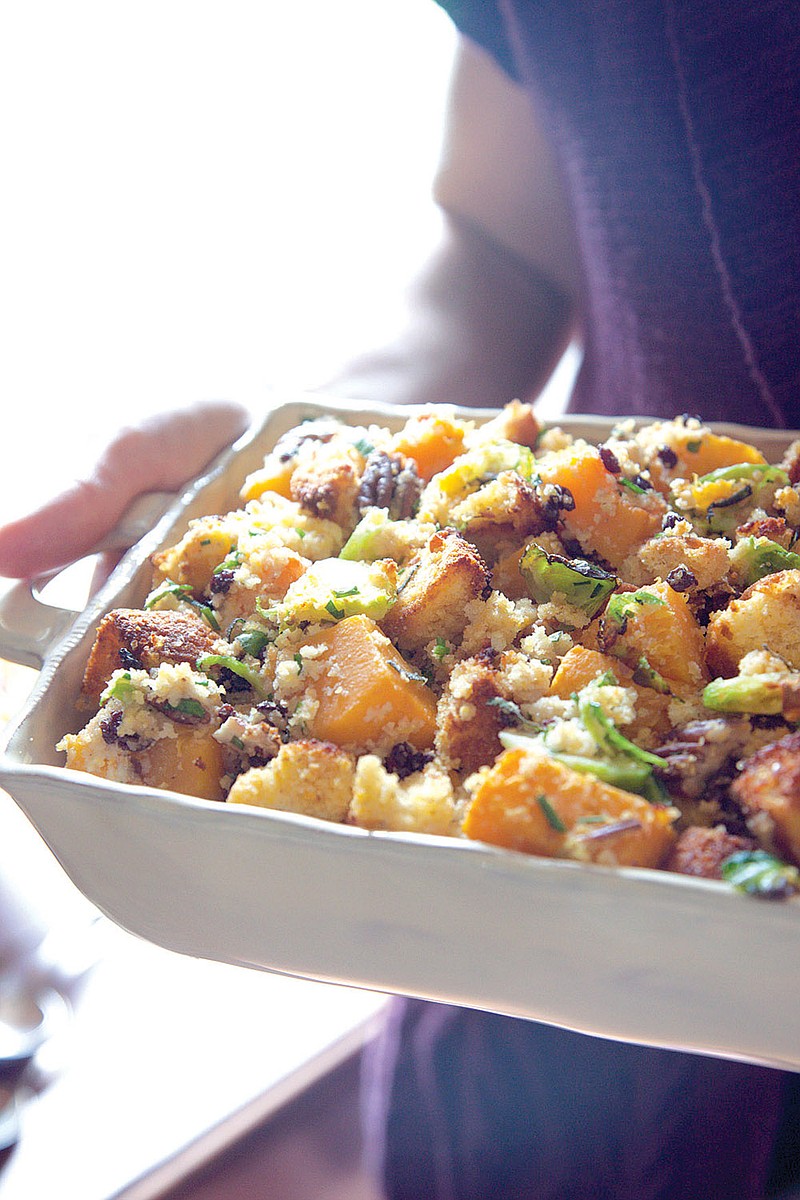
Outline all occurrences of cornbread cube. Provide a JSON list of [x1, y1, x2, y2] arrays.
[[151, 515, 242, 593], [381, 528, 489, 653], [227, 739, 355, 822], [706, 569, 800, 677], [731, 730, 800, 865], [81, 608, 222, 706], [435, 655, 510, 774]]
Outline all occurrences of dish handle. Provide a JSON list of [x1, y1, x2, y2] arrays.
[[0, 490, 175, 670]]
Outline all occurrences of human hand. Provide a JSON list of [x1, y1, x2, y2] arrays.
[[0, 400, 251, 581]]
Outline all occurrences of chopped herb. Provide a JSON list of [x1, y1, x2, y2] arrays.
[[632, 656, 671, 694], [388, 659, 429, 685], [192, 601, 221, 631], [397, 563, 420, 594], [145, 579, 193, 608], [579, 697, 668, 769], [196, 653, 270, 696], [213, 550, 242, 574], [595, 670, 618, 687], [171, 698, 206, 719], [200, 538, 212, 546], [294, 652, 304, 673], [324, 599, 345, 620], [232, 736, 245, 751], [432, 636, 449, 661], [487, 696, 526, 723], [294, 527, 307, 539], [100, 672, 136, 705], [686, 439, 703, 453], [619, 477, 646, 494], [354, 437, 375, 457], [332, 586, 359, 598], [537, 794, 567, 833], [235, 629, 271, 658]]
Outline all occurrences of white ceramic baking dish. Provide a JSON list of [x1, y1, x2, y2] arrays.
[[1, 396, 798, 1069]]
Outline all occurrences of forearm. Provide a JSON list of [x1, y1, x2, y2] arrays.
[[323, 211, 574, 410]]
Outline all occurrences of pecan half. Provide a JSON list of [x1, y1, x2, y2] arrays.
[[358, 451, 422, 519]]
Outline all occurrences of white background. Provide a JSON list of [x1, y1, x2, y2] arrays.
[[0, 1, 457, 522]]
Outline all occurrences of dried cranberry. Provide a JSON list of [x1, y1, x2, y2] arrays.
[[666, 565, 697, 592], [598, 445, 621, 474]]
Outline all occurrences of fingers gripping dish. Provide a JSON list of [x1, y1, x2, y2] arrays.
[[58, 403, 800, 897]]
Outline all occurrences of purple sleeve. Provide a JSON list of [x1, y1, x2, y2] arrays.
[[434, 1, 800, 429], [363, 998, 787, 1200]]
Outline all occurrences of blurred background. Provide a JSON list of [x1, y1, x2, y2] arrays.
[[0, 0, 457, 521], [0, 3, 458, 1196]]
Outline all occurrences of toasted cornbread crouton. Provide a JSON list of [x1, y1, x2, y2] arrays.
[[350, 755, 457, 834], [449, 471, 544, 552], [620, 532, 731, 591], [664, 825, 756, 880], [58, 727, 141, 786], [227, 739, 355, 822], [381, 529, 489, 653], [472, 400, 540, 450], [290, 441, 364, 531], [735, 516, 795, 550], [81, 608, 223, 707], [61, 660, 228, 801], [151, 514, 243, 592], [435, 655, 510, 775], [731, 730, 800, 865], [706, 569, 800, 677]]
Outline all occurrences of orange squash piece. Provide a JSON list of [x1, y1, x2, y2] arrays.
[[250, 547, 307, 598], [603, 579, 708, 692], [550, 645, 671, 745], [536, 446, 666, 567], [648, 431, 766, 495], [140, 730, 226, 801], [305, 614, 437, 752], [240, 454, 295, 502], [672, 432, 765, 479], [463, 748, 676, 868], [392, 412, 466, 482]]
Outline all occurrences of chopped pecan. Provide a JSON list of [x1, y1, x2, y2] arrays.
[[357, 451, 422, 519], [654, 717, 750, 800]]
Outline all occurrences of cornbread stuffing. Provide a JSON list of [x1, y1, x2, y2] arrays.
[[58, 403, 800, 897]]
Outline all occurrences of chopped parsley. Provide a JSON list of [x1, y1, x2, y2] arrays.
[[537, 794, 567, 833]]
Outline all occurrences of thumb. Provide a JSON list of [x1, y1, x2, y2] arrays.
[[0, 400, 251, 579]]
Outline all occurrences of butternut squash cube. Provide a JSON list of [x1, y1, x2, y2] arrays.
[[304, 615, 437, 753], [138, 730, 226, 802], [600, 579, 708, 693], [463, 748, 676, 868], [536, 445, 666, 567], [392, 411, 466, 482], [550, 644, 671, 745]]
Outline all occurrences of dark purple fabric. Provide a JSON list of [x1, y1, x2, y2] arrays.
[[365, 998, 786, 1200], [437, 0, 800, 429], [365, 5, 800, 1196]]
